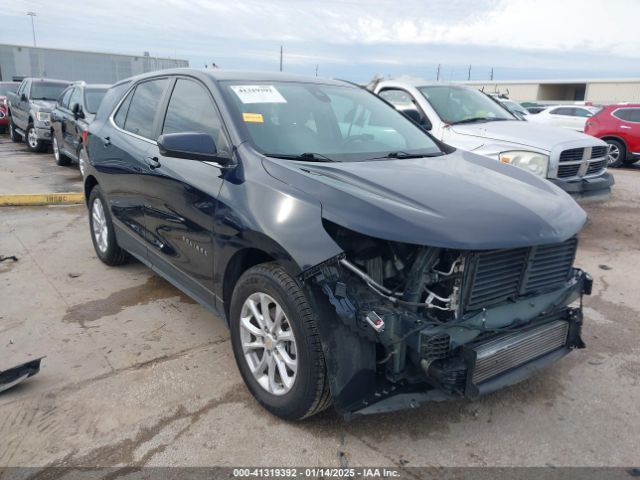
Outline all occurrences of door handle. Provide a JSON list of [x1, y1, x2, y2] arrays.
[[103, 136, 111, 147], [145, 156, 161, 169], [620, 125, 631, 130]]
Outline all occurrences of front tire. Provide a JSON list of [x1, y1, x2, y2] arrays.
[[88, 186, 127, 266], [229, 263, 332, 420], [26, 124, 47, 153], [53, 136, 71, 166], [606, 139, 626, 168]]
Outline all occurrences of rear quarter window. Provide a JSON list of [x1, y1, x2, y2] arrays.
[[613, 108, 640, 123]]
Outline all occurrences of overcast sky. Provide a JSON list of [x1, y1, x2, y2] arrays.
[[1, 0, 639, 82]]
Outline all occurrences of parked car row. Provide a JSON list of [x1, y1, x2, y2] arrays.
[[5, 78, 107, 174]]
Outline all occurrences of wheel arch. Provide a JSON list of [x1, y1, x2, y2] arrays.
[[222, 247, 276, 321], [601, 135, 628, 149], [84, 175, 99, 206]]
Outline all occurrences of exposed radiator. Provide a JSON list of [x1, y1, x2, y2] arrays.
[[470, 320, 569, 384], [465, 238, 577, 311]]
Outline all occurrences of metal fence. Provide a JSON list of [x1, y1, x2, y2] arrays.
[[0, 44, 188, 83]]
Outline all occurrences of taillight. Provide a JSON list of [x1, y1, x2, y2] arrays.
[[81, 129, 89, 145]]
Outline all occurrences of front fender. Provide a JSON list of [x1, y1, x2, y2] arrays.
[[213, 149, 343, 295]]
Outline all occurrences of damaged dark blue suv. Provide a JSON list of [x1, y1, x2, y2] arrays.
[[84, 69, 592, 420]]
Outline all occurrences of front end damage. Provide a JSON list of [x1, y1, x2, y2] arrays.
[[302, 221, 591, 417]]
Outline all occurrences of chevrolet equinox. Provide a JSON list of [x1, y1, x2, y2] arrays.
[[84, 69, 592, 420]]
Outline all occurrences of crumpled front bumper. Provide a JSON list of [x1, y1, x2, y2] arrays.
[[550, 172, 614, 202], [346, 270, 592, 417]]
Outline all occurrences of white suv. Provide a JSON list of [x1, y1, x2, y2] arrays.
[[372, 79, 613, 202], [527, 105, 601, 131]]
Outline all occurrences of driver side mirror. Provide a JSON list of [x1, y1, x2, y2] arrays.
[[157, 132, 232, 165], [72, 103, 84, 119], [401, 107, 432, 131], [21, 93, 27, 101]]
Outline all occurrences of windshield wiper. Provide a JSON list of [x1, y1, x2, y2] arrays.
[[369, 151, 442, 160], [264, 152, 338, 162], [451, 117, 509, 125]]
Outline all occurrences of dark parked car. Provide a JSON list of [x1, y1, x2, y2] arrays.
[[0, 81, 20, 133], [584, 104, 640, 167], [6, 78, 70, 151], [84, 69, 592, 420], [51, 82, 108, 174]]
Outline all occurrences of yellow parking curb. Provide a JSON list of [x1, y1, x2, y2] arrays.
[[0, 193, 85, 206]]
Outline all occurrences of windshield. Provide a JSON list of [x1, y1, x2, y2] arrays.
[[31, 82, 69, 101], [418, 85, 514, 124], [84, 88, 107, 114], [220, 81, 442, 162], [0, 83, 19, 96]]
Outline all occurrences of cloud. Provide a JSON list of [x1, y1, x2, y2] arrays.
[[1, 0, 639, 81]]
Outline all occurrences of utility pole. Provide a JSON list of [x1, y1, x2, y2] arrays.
[[436, 64, 441, 81], [279, 46, 283, 72], [490, 67, 494, 81], [315, 64, 318, 77], [26, 11, 37, 47], [467, 64, 471, 81]]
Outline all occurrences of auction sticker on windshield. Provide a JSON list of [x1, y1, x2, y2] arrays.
[[231, 85, 287, 104]]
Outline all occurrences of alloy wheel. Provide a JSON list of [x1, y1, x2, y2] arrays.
[[239, 292, 298, 395], [608, 144, 620, 166], [27, 128, 38, 149], [91, 198, 109, 253]]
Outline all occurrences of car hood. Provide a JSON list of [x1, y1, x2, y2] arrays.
[[261, 150, 586, 250], [450, 120, 601, 151], [32, 100, 57, 111]]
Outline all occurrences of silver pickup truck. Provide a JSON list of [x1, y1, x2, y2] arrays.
[[372, 79, 614, 202], [7, 78, 70, 152]]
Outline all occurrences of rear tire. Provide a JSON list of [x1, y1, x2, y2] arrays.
[[53, 136, 71, 166], [9, 119, 21, 143], [88, 185, 127, 266], [606, 139, 626, 168], [229, 263, 332, 420], [26, 124, 47, 153]]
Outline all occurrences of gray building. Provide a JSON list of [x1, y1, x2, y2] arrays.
[[0, 44, 188, 83], [460, 78, 640, 104]]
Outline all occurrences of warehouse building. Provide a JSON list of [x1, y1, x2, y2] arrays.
[[0, 44, 188, 84], [461, 78, 640, 104]]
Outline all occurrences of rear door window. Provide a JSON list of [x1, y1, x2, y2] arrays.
[[573, 108, 592, 118], [122, 78, 169, 139], [550, 107, 572, 116]]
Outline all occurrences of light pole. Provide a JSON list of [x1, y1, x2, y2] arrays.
[[26, 11, 37, 47]]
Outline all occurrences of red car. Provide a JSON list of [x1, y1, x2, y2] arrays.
[[585, 104, 640, 167], [0, 82, 20, 134]]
